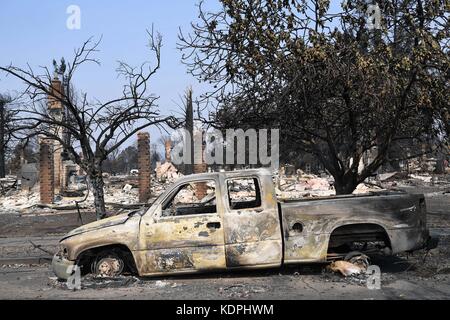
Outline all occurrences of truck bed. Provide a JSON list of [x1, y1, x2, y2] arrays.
[[279, 192, 429, 263]]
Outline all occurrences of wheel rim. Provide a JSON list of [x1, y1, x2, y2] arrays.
[[95, 257, 124, 277]]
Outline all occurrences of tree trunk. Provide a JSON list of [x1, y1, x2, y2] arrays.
[[435, 152, 445, 174], [89, 173, 107, 220], [185, 88, 194, 175], [0, 150, 5, 178], [0, 102, 5, 178], [333, 175, 359, 195]]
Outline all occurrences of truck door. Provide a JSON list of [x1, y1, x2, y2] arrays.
[[139, 179, 226, 275], [222, 174, 283, 268]]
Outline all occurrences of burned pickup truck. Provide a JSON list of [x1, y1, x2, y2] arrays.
[[53, 169, 437, 279]]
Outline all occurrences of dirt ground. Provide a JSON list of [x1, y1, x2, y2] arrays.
[[0, 242, 449, 300], [0, 187, 449, 300], [0, 213, 448, 299]]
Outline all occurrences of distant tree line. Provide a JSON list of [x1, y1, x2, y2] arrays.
[[101, 143, 161, 175]]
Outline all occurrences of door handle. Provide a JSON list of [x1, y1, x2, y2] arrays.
[[207, 222, 221, 229]]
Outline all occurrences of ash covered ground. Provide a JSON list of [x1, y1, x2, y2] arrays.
[[0, 172, 449, 299]]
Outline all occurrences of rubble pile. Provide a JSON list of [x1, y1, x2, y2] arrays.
[[275, 167, 450, 200], [275, 171, 335, 199], [275, 169, 384, 199], [0, 170, 184, 215], [1, 165, 449, 215], [155, 161, 182, 183], [0, 174, 142, 214], [379, 172, 450, 190], [0, 176, 18, 196], [353, 182, 384, 194], [406, 157, 439, 173], [228, 179, 258, 202], [0, 184, 41, 213]]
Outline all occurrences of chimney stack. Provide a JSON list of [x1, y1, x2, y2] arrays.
[[48, 74, 64, 110]]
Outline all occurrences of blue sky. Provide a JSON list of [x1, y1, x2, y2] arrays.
[[0, 0, 219, 151], [0, 0, 345, 154]]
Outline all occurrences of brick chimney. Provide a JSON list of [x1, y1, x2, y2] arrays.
[[138, 132, 151, 203], [39, 139, 54, 204], [48, 73, 64, 111], [47, 73, 66, 193]]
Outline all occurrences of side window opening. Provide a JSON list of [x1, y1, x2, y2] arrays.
[[227, 177, 262, 210], [162, 180, 217, 217]]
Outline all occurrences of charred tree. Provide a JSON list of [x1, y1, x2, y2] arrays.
[[0, 97, 6, 178], [1, 29, 177, 219], [185, 88, 194, 174], [0, 94, 18, 178], [179, 0, 449, 194]]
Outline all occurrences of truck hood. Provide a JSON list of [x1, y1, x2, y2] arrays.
[[60, 213, 131, 241]]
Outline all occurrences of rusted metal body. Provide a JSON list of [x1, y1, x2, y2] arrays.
[[281, 193, 429, 263], [52, 169, 436, 279]]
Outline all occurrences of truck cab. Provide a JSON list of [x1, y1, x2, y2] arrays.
[[135, 169, 281, 275]]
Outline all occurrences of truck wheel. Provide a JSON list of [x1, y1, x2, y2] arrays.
[[92, 252, 124, 277], [344, 251, 370, 269]]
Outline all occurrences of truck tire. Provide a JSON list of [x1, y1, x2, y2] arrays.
[[92, 251, 125, 277], [344, 251, 370, 269]]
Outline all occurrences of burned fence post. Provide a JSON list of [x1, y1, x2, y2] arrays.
[[138, 132, 151, 203]]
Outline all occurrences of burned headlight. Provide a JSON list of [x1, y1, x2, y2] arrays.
[[56, 245, 69, 258]]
